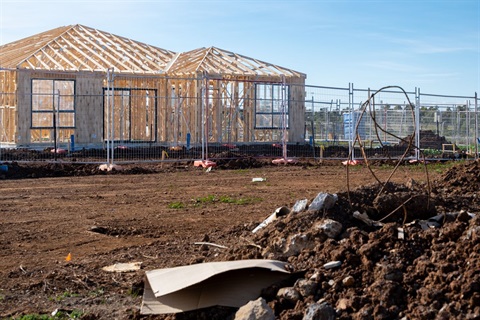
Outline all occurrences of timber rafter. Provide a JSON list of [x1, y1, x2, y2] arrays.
[[0, 24, 175, 73], [165, 46, 305, 78], [1, 25, 306, 80]]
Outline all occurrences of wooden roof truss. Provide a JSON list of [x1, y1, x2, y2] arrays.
[[165, 46, 305, 78], [0, 25, 305, 79], [0, 24, 175, 73]]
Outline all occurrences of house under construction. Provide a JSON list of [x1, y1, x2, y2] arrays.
[[0, 24, 306, 148]]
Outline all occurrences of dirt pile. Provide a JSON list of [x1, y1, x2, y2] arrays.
[[0, 162, 167, 179], [174, 161, 480, 320], [399, 130, 452, 150]]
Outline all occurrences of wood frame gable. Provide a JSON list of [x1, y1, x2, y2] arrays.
[[0, 24, 176, 73], [165, 46, 306, 79]]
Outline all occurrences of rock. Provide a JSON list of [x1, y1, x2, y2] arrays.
[[342, 275, 355, 287], [277, 287, 301, 303], [323, 261, 342, 269], [309, 271, 321, 282], [292, 199, 309, 213], [307, 193, 338, 212], [384, 270, 404, 282], [405, 178, 418, 190], [303, 302, 336, 320], [284, 233, 313, 256], [313, 219, 343, 238], [234, 297, 275, 320], [336, 298, 352, 311], [464, 226, 480, 241], [295, 278, 318, 297]]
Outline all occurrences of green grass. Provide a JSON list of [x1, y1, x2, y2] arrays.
[[168, 201, 185, 209], [88, 288, 105, 297], [127, 287, 141, 299], [196, 194, 261, 205], [169, 194, 262, 209], [49, 291, 79, 302], [195, 194, 216, 203], [11, 309, 83, 320]]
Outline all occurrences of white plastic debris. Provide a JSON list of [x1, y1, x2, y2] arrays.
[[99, 163, 123, 172], [323, 261, 342, 270], [353, 211, 383, 227], [252, 177, 266, 182], [252, 207, 290, 233]]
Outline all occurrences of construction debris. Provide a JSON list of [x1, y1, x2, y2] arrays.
[[102, 262, 142, 273], [141, 260, 292, 315]]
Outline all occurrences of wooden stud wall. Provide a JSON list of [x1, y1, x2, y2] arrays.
[[0, 70, 17, 142], [5, 70, 305, 147]]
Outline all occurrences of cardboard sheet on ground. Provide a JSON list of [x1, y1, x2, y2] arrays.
[[141, 259, 291, 315]]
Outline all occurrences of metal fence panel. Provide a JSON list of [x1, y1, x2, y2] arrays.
[[0, 76, 478, 163]]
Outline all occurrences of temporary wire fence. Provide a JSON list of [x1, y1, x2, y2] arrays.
[[0, 77, 478, 164]]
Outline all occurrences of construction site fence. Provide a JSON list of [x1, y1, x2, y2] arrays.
[[0, 77, 478, 164]]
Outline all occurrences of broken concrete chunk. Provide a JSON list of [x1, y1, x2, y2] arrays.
[[303, 302, 336, 320], [307, 193, 338, 212], [292, 199, 309, 213], [277, 287, 301, 303], [283, 233, 313, 256], [313, 219, 343, 239], [295, 279, 318, 297], [234, 297, 275, 320]]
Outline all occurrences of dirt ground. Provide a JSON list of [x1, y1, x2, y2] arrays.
[[0, 159, 479, 319]]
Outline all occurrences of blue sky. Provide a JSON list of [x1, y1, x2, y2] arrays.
[[1, 0, 479, 96]]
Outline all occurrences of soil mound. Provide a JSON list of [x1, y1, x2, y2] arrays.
[[399, 130, 455, 154], [174, 162, 480, 319]]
